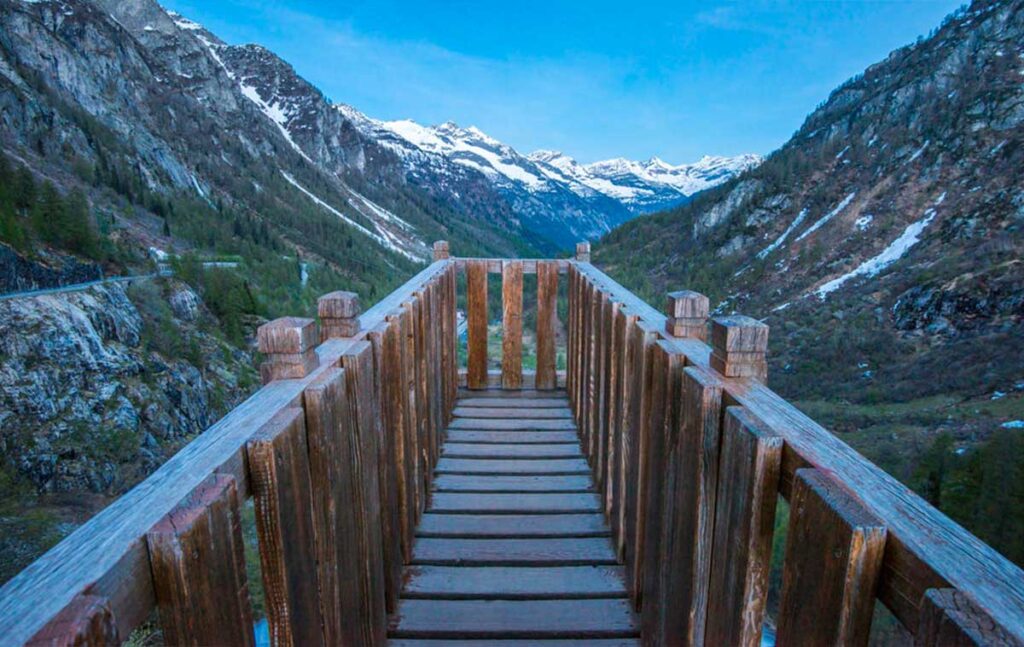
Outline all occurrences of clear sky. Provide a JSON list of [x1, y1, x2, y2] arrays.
[[161, 0, 964, 164]]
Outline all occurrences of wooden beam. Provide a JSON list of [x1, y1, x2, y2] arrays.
[[705, 406, 782, 647], [466, 260, 489, 389], [246, 408, 323, 647], [916, 588, 1019, 646], [535, 260, 558, 390], [27, 594, 119, 646], [146, 475, 254, 647], [502, 260, 524, 389], [453, 258, 570, 274], [776, 468, 887, 646]]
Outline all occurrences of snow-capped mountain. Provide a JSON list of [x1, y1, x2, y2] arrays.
[[339, 106, 761, 247]]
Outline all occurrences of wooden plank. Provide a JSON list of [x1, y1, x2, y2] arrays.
[[581, 280, 595, 455], [0, 262, 451, 646], [417, 513, 610, 538], [610, 307, 637, 559], [502, 260, 524, 389], [145, 475, 254, 647], [536, 260, 559, 390], [413, 537, 618, 566], [389, 598, 639, 638], [432, 474, 594, 492], [776, 468, 887, 647], [402, 565, 628, 599], [594, 296, 616, 496], [399, 302, 424, 538], [27, 594, 119, 646], [442, 444, 584, 459], [453, 407, 573, 419], [705, 406, 782, 647], [412, 292, 431, 498], [449, 418, 577, 431], [916, 588, 1019, 646], [429, 492, 601, 514], [604, 301, 624, 523], [458, 388, 568, 399], [457, 397, 570, 408], [436, 457, 591, 475], [246, 408, 323, 647], [390, 640, 639, 646], [386, 310, 416, 562], [453, 257, 571, 274], [444, 430, 580, 444], [467, 260, 489, 389]]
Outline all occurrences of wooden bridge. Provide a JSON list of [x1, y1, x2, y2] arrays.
[[2, 241, 1023, 645]]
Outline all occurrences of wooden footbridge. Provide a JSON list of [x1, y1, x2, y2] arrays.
[[2, 242, 1023, 645]]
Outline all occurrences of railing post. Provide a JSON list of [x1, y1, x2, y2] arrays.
[[665, 290, 709, 340], [318, 291, 361, 341], [432, 240, 450, 261], [576, 241, 591, 262], [501, 260, 524, 389], [535, 260, 559, 390], [146, 475, 254, 647], [466, 260, 489, 389], [710, 315, 768, 381], [258, 317, 319, 384], [776, 469, 887, 646]]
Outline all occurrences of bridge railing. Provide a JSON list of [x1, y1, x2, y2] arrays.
[[567, 242, 1024, 646], [0, 245, 459, 645]]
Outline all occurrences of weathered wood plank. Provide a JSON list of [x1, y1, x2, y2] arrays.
[[402, 565, 628, 599], [27, 594, 119, 647], [432, 474, 594, 492], [436, 457, 591, 475], [417, 513, 610, 538], [453, 257, 571, 274], [502, 260, 524, 389], [386, 310, 416, 562], [459, 370, 568, 389], [776, 468, 887, 647], [916, 588, 1019, 646], [536, 260, 559, 390], [449, 418, 577, 431], [444, 430, 580, 445], [705, 406, 782, 647], [246, 408, 323, 647], [442, 443, 584, 459], [145, 475, 254, 647], [413, 537, 618, 566], [429, 492, 601, 514], [604, 301, 624, 524], [457, 397, 570, 408], [453, 406, 574, 419], [389, 598, 639, 638], [458, 389, 568, 400], [467, 260, 489, 390]]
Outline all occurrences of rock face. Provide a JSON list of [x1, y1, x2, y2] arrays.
[[0, 243, 103, 293], [0, 281, 253, 493], [596, 0, 1024, 404]]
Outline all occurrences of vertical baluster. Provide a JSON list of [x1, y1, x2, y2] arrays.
[[705, 406, 782, 647], [535, 260, 558, 390], [580, 280, 594, 446], [567, 266, 577, 408], [608, 304, 633, 557], [146, 474, 254, 647], [916, 588, 1016, 646], [246, 408, 324, 646], [385, 309, 415, 562], [586, 283, 602, 460], [595, 295, 617, 494], [776, 468, 887, 646], [400, 300, 423, 521], [502, 260, 524, 389], [466, 260, 489, 389], [412, 292, 430, 494], [447, 263, 459, 418]]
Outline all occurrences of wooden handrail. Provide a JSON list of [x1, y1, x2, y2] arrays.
[[570, 259, 1024, 644], [0, 259, 455, 645]]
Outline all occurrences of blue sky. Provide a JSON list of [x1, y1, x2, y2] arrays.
[[162, 0, 964, 163]]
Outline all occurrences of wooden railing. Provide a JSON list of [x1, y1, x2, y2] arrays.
[[1, 240, 1022, 645]]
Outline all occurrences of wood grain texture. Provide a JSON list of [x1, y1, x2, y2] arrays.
[[452, 257, 570, 274], [458, 389, 568, 400], [536, 260, 559, 390], [705, 406, 782, 647], [26, 594, 119, 647], [413, 537, 618, 566], [145, 474, 254, 647], [776, 468, 887, 647], [428, 492, 601, 514], [432, 474, 593, 492], [402, 565, 628, 599], [574, 261, 1024, 640], [449, 418, 577, 431], [457, 397, 570, 408], [467, 260, 489, 390], [436, 457, 591, 475], [417, 513, 609, 538], [502, 261, 524, 389], [444, 430, 579, 444], [916, 588, 1020, 646], [442, 443, 583, 459], [389, 598, 639, 638], [385, 310, 416, 562], [245, 408, 323, 647], [453, 406, 574, 419]]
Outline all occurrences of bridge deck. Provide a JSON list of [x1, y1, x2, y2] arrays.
[[388, 389, 640, 643]]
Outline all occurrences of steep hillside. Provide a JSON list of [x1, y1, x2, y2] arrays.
[[596, 0, 1024, 566]]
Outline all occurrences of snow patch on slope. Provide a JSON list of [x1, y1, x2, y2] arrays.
[[796, 192, 857, 242], [758, 208, 808, 259]]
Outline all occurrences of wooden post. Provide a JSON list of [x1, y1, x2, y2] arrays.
[[576, 241, 591, 262], [665, 290, 709, 340], [705, 406, 783, 647], [257, 317, 319, 384], [246, 408, 323, 647], [502, 260, 524, 389], [432, 240, 450, 261], [611, 306, 639, 559], [385, 309, 415, 561], [535, 260, 558, 390], [146, 474, 254, 647], [916, 588, 1018, 646], [710, 315, 769, 381], [776, 468, 887, 647], [318, 291, 361, 341], [466, 260, 489, 389], [27, 594, 119, 646]]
